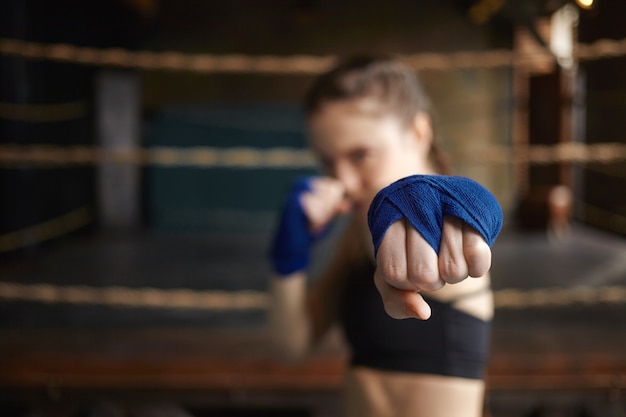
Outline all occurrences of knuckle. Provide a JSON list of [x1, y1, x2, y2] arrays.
[[420, 279, 445, 292], [381, 262, 406, 287], [439, 258, 468, 283], [469, 259, 491, 278], [463, 233, 489, 256], [407, 261, 438, 288], [464, 241, 492, 276]]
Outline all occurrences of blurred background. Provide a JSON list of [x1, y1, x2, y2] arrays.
[[1, 0, 626, 416]]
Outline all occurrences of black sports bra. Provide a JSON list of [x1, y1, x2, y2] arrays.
[[338, 259, 491, 380]]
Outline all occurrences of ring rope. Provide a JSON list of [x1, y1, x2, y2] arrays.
[[0, 281, 269, 311], [1, 142, 625, 169], [1, 37, 626, 74], [493, 285, 626, 309], [0, 145, 317, 169], [0, 207, 91, 253], [1, 280, 625, 310]]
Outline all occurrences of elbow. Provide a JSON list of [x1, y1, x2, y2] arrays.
[[269, 338, 310, 364], [267, 321, 312, 364]]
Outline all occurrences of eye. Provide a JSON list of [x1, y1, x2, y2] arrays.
[[318, 155, 335, 175], [349, 148, 369, 165]]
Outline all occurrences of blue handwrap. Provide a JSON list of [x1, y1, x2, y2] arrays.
[[270, 177, 322, 276], [368, 175, 503, 257]]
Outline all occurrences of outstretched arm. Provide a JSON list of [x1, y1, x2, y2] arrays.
[[368, 175, 503, 320]]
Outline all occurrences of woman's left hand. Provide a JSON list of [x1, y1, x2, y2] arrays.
[[373, 216, 492, 320]]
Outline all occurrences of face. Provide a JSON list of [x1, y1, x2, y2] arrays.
[[308, 98, 434, 220]]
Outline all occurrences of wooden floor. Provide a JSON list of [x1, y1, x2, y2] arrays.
[[1, 224, 626, 416]]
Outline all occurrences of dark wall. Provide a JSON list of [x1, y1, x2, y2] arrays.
[[1, 0, 519, 253], [0, 0, 154, 254], [141, 0, 512, 109], [578, 1, 626, 235]]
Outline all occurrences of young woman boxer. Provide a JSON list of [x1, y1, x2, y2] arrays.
[[269, 54, 502, 417]]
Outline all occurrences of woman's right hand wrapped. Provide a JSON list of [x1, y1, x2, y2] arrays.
[[270, 177, 347, 276]]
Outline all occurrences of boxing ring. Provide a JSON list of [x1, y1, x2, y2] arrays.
[[2, 16, 626, 416]]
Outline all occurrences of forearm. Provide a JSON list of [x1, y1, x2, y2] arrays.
[[267, 178, 354, 361], [269, 272, 313, 362]]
